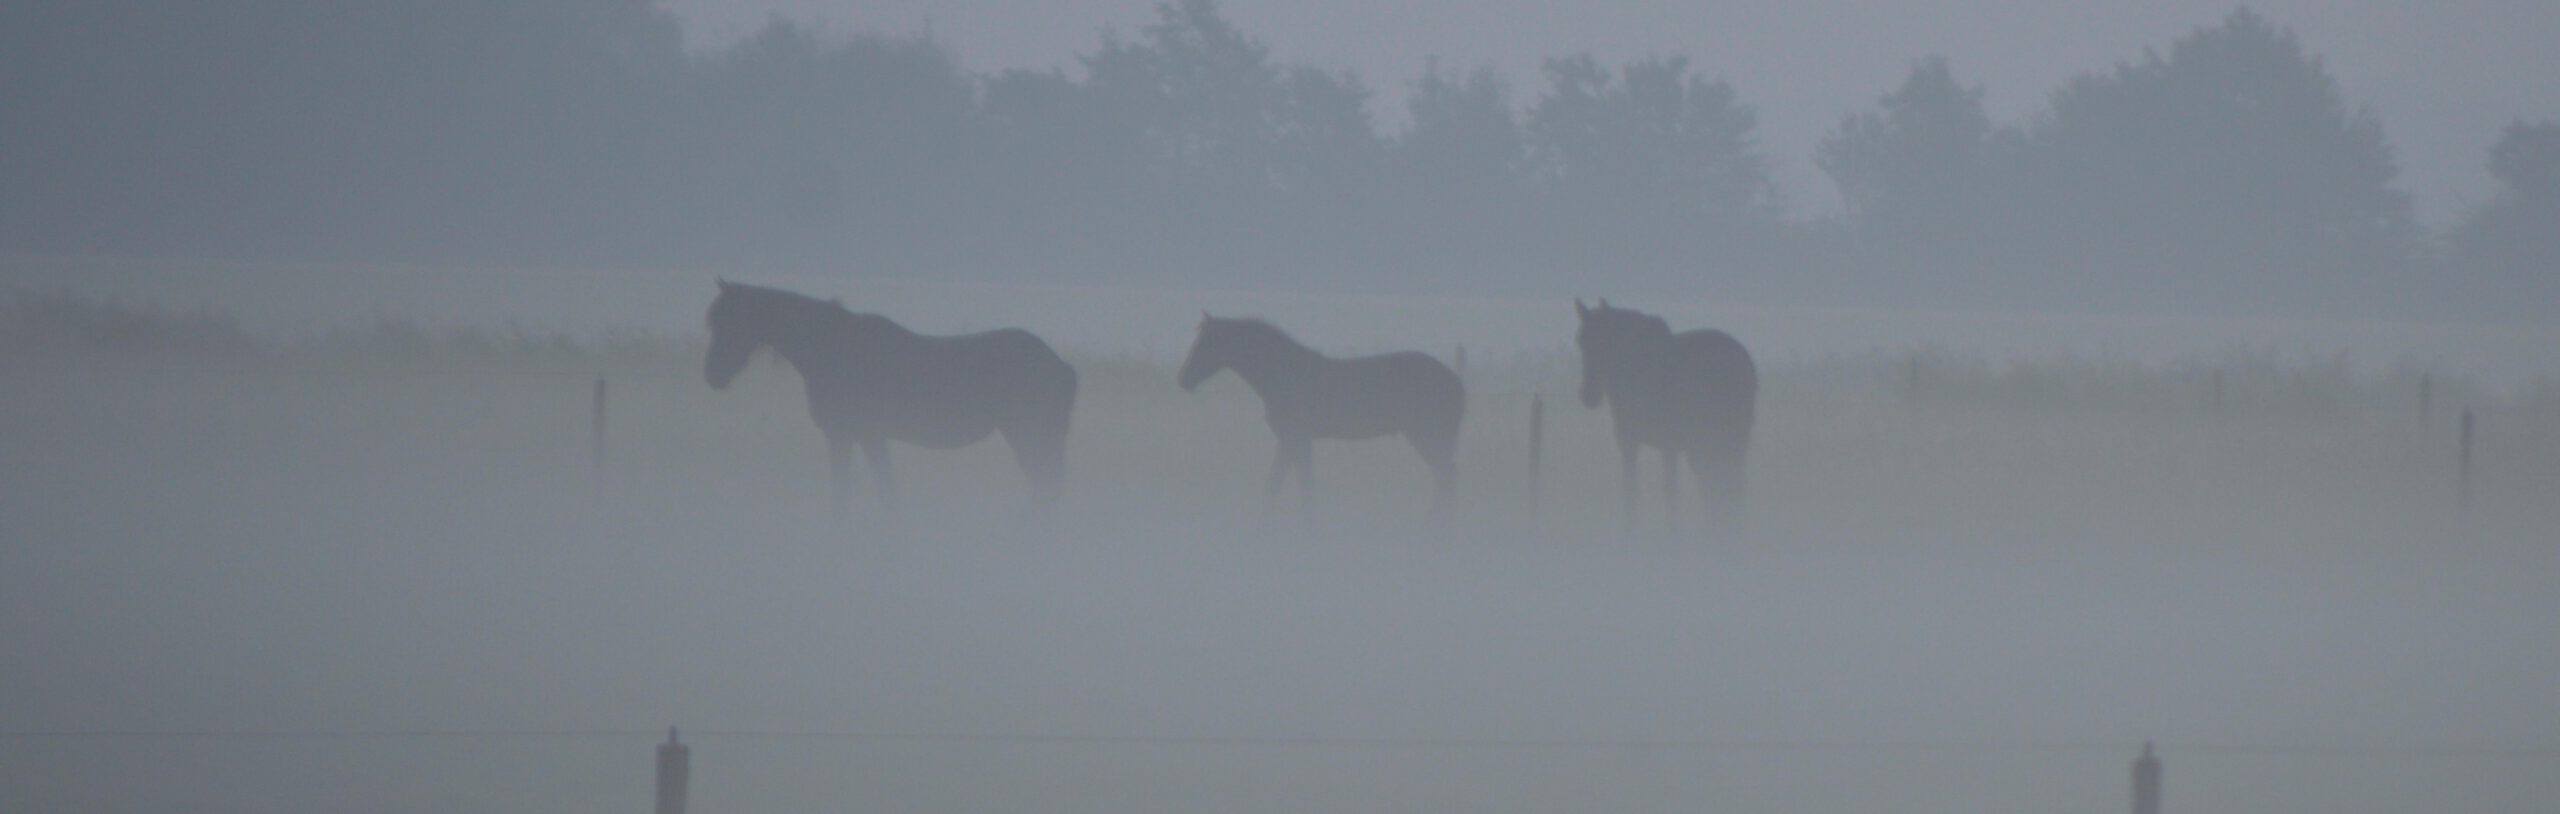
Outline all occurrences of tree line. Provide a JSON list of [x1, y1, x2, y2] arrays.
[[1, 1, 2550, 318]]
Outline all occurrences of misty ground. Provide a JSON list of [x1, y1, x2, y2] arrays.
[[2, 308, 2555, 813]]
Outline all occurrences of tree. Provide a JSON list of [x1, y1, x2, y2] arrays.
[[682, 22, 981, 270], [1273, 67, 1381, 197], [2487, 119, 2560, 203], [2445, 120, 2560, 319], [1399, 63, 1526, 195], [1524, 54, 1777, 287], [1082, 0, 1283, 188], [1387, 62, 1532, 281], [1816, 56, 1996, 279], [2019, 8, 2416, 309]]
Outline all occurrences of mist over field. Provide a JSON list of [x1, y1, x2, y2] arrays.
[[4, 2, 2560, 813]]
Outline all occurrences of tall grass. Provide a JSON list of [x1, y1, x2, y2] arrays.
[[0, 288, 256, 358]]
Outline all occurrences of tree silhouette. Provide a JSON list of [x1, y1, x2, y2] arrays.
[[1400, 64, 1527, 195], [682, 21, 981, 270], [2445, 120, 2560, 318], [0, 1, 2489, 314], [2019, 8, 2415, 308], [1085, 0, 1282, 188], [1525, 54, 1777, 289], [1272, 66, 1387, 272], [1816, 56, 1997, 285], [2487, 119, 2560, 202], [1389, 62, 1531, 283]]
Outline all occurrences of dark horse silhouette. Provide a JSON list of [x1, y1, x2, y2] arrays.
[[1574, 298, 1756, 536], [1178, 314, 1463, 521], [704, 281, 1077, 516]]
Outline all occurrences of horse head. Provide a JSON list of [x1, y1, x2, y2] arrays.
[[1574, 298, 1668, 408], [1177, 312, 1224, 392], [703, 279, 762, 389]]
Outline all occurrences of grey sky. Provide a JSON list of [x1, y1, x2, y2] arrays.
[[664, 0, 2560, 227]]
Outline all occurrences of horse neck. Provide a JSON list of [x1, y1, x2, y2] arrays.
[[1601, 331, 1678, 403], [1223, 331, 1324, 398], [763, 299, 905, 374]]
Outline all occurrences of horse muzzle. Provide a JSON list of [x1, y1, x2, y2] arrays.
[[704, 355, 745, 390]]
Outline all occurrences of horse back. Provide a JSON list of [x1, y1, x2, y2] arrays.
[[1673, 329, 1756, 393], [1673, 328, 1756, 439], [811, 324, 1075, 444], [1607, 329, 1754, 450], [1285, 350, 1463, 440], [1383, 350, 1464, 411]]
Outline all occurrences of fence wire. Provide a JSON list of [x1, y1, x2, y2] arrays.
[[4, 728, 2553, 759]]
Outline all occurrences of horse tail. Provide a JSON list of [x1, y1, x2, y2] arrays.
[[991, 333, 1076, 509], [1023, 347, 1077, 505]]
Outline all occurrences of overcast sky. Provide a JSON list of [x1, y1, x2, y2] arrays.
[[662, 0, 2560, 227]]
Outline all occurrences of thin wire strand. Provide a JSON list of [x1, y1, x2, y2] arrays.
[[3, 728, 2552, 758]]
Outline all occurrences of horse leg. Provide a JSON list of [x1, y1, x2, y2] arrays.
[[1000, 422, 1066, 517], [826, 431, 854, 521], [861, 437, 898, 518], [1618, 439, 1640, 538], [1722, 442, 1750, 536], [1663, 447, 1681, 535], [1263, 437, 1292, 520], [1694, 441, 1748, 540], [1294, 438, 1316, 520], [1407, 428, 1457, 526]]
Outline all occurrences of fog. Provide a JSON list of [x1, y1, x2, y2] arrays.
[[667, 0, 2560, 228], [5, 2, 2560, 813]]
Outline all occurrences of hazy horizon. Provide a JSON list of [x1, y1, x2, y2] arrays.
[[667, 0, 2560, 227]]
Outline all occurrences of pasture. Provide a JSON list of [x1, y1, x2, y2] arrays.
[[2, 289, 2557, 814]]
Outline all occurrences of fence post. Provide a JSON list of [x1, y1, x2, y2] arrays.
[[655, 726, 689, 814], [1528, 395, 1544, 520], [591, 375, 609, 479], [2459, 409, 2475, 514], [2132, 742, 2161, 814], [2419, 372, 2433, 424]]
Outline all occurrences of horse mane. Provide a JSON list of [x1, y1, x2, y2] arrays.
[[723, 281, 827, 308], [715, 282, 907, 336], [1209, 316, 1310, 352], [1590, 304, 1674, 339]]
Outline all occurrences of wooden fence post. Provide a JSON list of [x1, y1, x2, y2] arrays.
[[2132, 742, 2161, 814], [1528, 395, 1544, 519], [591, 375, 609, 479], [2419, 372, 2433, 424], [655, 726, 689, 814], [2459, 409, 2475, 514]]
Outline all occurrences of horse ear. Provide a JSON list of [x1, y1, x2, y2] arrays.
[[1201, 310, 1212, 323], [716, 278, 735, 292], [1574, 298, 1588, 319], [1598, 297, 1611, 310]]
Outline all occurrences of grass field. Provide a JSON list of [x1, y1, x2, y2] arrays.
[[3, 295, 2557, 814]]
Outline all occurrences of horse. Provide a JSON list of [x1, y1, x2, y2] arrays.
[[703, 280, 1077, 518], [1177, 314, 1463, 522], [1573, 298, 1756, 537]]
